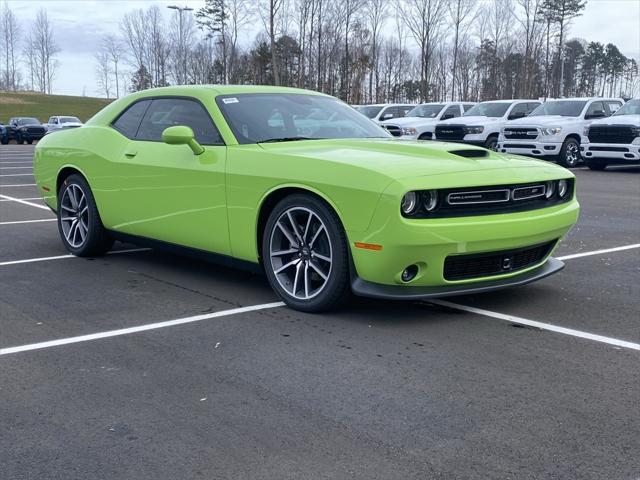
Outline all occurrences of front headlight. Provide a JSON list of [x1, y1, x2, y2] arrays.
[[423, 190, 438, 211], [583, 126, 590, 137], [401, 127, 418, 136], [544, 181, 556, 198], [541, 127, 562, 136], [464, 126, 484, 134], [401, 192, 418, 215], [558, 179, 569, 198]]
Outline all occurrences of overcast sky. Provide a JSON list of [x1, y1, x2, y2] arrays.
[[6, 0, 640, 97]]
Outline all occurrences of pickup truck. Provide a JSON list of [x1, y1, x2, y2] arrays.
[[581, 99, 640, 170], [380, 102, 475, 140], [6, 117, 47, 144], [434, 99, 541, 150], [45, 115, 83, 132], [354, 104, 416, 124], [498, 97, 624, 167]]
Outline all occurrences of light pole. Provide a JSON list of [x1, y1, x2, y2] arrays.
[[167, 5, 194, 85]]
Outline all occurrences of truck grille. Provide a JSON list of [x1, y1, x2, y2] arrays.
[[588, 125, 638, 144], [503, 127, 538, 140], [443, 241, 556, 281], [383, 125, 402, 137], [435, 125, 466, 141], [25, 126, 46, 135]]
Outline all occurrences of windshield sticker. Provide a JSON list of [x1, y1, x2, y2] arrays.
[[223, 97, 239, 104]]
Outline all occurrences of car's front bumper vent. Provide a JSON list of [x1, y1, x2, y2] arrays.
[[443, 241, 556, 281]]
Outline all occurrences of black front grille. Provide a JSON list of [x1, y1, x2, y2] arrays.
[[435, 125, 466, 141], [588, 125, 638, 144], [503, 143, 537, 149], [26, 127, 46, 135], [588, 146, 629, 152], [383, 125, 402, 137], [443, 241, 556, 281], [504, 127, 538, 139]]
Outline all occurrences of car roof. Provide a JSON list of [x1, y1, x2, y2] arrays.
[[134, 84, 331, 98]]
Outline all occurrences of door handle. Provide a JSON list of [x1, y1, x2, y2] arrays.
[[124, 149, 138, 158]]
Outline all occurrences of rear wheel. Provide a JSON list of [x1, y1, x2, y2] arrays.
[[558, 138, 581, 168], [262, 194, 350, 312], [57, 174, 114, 256], [585, 158, 608, 170]]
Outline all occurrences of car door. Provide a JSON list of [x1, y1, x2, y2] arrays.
[[507, 103, 529, 120], [440, 105, 461, 120], [106, 97, 229, 254]]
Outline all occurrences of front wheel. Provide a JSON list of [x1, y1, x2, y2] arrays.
[[262, 194, 350, 312], [558, 138, 581, 168], [484, 135, 498, 151], [57, 174, 114, 256], [26, 138, 33, 145]]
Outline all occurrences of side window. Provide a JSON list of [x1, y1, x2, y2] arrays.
[[463, 104, 475, 112], [605, 101, 622, 115], [585, 101, 606, 119], [526, 103, 541, 115], [112, 100, 151, 138], [399, 106, 413, 117], [136, 98, 222, 145], [508, 103, 529, 119], [442, 106, 461, 119], [380, 106, 396, 120]]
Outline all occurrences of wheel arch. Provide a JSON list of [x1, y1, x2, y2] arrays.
[[564, 133, 581, 144], [255, 185, 346, 262]]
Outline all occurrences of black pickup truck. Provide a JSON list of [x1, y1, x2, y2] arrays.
[[6, 117, 47, 144]]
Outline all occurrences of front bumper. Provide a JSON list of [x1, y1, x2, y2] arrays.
[[352, 257, 564, 299], [581, 143, 640, 162], [498, 140, 562, 157]]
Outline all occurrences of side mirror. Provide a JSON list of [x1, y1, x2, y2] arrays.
[[508, 112, 525, 120], [162, 125, 204, 155], [585, 110, 605, 120], [381, 113, 394, 120]]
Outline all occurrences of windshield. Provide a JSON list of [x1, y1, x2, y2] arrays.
[[357, 105, 384, 119], [216, 94, 390, 144], [406, 104, 445, 118], [529, 100, 587, 117], [17, 118, 40, 126], [613, 99, 640, 116], [463, 102, 510, 118], [60, 116, 81, 123]]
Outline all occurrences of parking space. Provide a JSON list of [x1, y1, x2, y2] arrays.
[[1, 144, 639, 479]]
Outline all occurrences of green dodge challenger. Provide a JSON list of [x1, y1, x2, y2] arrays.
[[34, 85, 579, 311]]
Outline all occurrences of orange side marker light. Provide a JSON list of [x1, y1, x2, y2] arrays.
[[354, 242, 383, 251]]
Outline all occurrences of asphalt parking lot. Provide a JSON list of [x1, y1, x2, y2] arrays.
[[1, 144, 639, 480]]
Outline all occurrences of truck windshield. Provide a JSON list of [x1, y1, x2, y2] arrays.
[[406, 104, 445, 118], [60, 116, 81, 123], [216, 94, 391, 144], [613, 99, 640, 116], [463, 102, 510, 118], [17, 118, 40, 126], [529, 101, 587, 117], [357, 105, 384, 119]]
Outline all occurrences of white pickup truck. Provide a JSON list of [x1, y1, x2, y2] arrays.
[[497, 97, 624, 167], [379, 102, 475, 140], [581, 99, 640, 170], [354, 104, 415, 125], [45, 116, 83, 133], [434, 99, 541, 150]]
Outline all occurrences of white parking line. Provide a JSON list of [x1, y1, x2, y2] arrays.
[[0, 173, 33, 177], [0, 218, 56, 225], [0, 302, 284, 356], [0, 247, 151, 266], [0, 183, 37, 187], [0, 167, 32, 170], [0, 197, 42, 202], [557, 244, 640, 261], [0, 194, 50, 210], [429, 299, 640, 351]]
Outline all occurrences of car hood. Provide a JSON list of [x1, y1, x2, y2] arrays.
[[60, 122, 83, 128], [589, 114, 640, 127], [380, 117, 438, 127], [506, 115, 580, 126], [437, 116, 503, 126], [258, 138, 567, 183]]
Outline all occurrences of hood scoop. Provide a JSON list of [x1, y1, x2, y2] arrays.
[[448, 149, 489, 158]]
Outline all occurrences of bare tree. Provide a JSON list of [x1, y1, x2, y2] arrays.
[[258, 0, 284, 85], [448, 0, 476, 101], [1, 1, 21, 90], [364, 0, 386, 102], [95, 48, 112, 98], [31, 9, 60, 94], [103, 35, 125, 97]]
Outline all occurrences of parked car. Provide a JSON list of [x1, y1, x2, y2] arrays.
[[6, 117, 47, 144], [497, 97, 624, 168], [434, 99, 541, 151], [580, 99, 640, 170], [34, 85, 578, 312], [45, 116, 83, 133], [380, 102, 476, 140], [0, 123, 8, 144], [355, 103, 416, 124]]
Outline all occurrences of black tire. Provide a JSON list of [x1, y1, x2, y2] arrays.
[[484, 135, 498, 151], [57, 174, 114, 256], [418, 133, 433, 141], [26, 138, 33, 145], [0, 137, 7, 145], [585, 158, 608, 170], [261, 194, 350, 312], [16, 135, 24, 145], [558, 137, 581, 168]]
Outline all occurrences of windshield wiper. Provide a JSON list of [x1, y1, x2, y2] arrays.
[[258, 136, 322, 143]]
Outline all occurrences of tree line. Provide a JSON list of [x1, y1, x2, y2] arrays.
[[1, 0, 638, 103]]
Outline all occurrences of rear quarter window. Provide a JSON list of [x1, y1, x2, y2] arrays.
[[112, 100, 151, 138]]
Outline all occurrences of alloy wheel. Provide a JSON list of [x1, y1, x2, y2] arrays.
[[269, 207, 333, 300], [60, 184, 89, 248], [565, 142, 579, 166]]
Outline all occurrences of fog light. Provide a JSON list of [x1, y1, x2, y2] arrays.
[[401, 264, 419, 282]]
